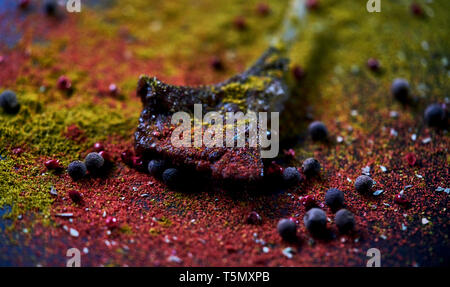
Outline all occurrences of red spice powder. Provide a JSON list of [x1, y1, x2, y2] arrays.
[[0, 1, 448, 268]]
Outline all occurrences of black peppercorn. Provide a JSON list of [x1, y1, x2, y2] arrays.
[[84, 152, 105, 173], [68, 161, 87, 180], [304, 208, 327, 235], [335, 209, 355, 233], [0, 90, 20, 114], [424, 103, 445, 128], [325, 188, 345, 209], [308, 121, 328, 141], [354, 175, 374, 193], [282, 167, 301, 187], [302, 158, 321, 177], [162, 168, 180, 189], [277, 218, 297, 241]]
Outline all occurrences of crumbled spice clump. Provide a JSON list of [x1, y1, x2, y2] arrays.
[[0, 0, 448, 267]]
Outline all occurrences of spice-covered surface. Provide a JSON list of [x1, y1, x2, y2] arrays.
[[0, 0, 449, 266]]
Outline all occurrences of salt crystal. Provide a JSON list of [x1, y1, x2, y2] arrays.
[[55, 213, 73, 218], [401, 223, 407, 231], [282, 247, 295, 259], [380, 166, 387, 173], [389, 111, 399, 118], [50, 187, 58, 196], [422, 218, 430, 225], [362, 166, 371, 176], [168, 255, 183, 263], [373, 190, 384, 196], [69, 228, 79, 237], [422, 137, 431, 144], [435, 187, 449, 194]]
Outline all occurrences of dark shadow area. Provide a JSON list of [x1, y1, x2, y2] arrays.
[[279, 28, 339, 149]]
